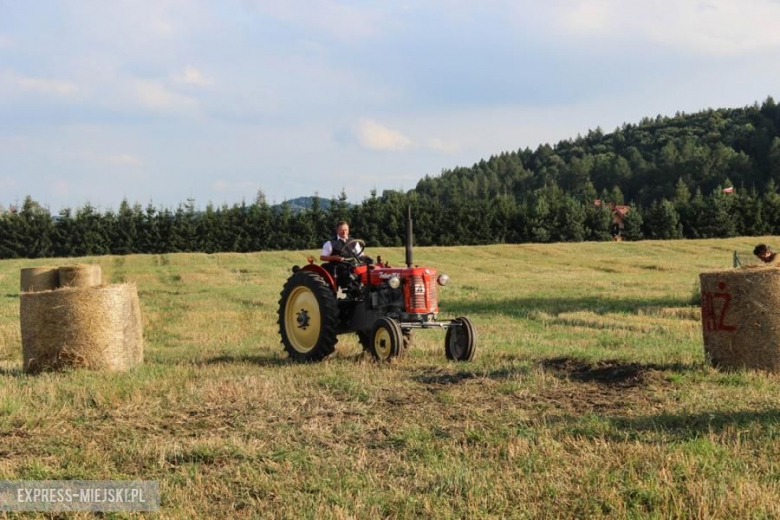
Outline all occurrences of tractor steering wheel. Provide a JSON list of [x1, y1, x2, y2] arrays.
[[341, 239, 366, 264]]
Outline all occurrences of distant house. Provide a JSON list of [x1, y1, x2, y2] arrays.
[[594, 200, 630, 241]]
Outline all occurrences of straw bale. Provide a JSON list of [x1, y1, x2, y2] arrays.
[[20, 284, 144, 373], [20, 267, 59, 293], [700, 266, 780, 372], [58, 264, 102, 288]]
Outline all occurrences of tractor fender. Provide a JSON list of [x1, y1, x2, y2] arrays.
[[301, 264, 337, 294]]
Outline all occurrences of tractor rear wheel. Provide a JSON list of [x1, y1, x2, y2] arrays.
[[369, 318, 403, 361], [278, 270, 338, 362], [444, 317, 476, 361]]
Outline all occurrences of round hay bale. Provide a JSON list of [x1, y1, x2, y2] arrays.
[[20, 267, 59, 293], [20, 284, 144, 373], [58, 264, 102, 288], [700, 267, 780, 372]]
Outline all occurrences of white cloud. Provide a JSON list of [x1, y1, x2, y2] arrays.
[[0, 35, 13, 49], [352, 119, 458, 154], [4, 71, 79, 97], [553, 0, 780, 56], [59, 1, 193, 46], [354, 119, 412, 152], [560, 0, 612, 34], [171, 66, 214, 87], [133, 80, 198, 113]]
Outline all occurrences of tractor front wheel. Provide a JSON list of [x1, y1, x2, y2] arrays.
[[360, 327, 412, 355], [278, 270, 338, 362], [444, 317, 476, 361], [370, 318, 403, 361]]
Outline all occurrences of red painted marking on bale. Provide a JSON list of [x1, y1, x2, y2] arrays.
[[701, 285, 736, 332]]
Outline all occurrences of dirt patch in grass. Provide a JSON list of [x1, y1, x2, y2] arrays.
[[399, 362, 670, 419], [535, 357, 673, 415], [542, 357, 670, 388], [411, 366, 479, 385], [530, 383, 663, 416]]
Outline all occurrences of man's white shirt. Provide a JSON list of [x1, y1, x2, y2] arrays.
[[321, 238, 362, 258]]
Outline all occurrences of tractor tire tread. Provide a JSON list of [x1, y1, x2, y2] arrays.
[[278, 270, 339, 362]]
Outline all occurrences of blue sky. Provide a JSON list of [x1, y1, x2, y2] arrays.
[[1, 0, 780, 212]]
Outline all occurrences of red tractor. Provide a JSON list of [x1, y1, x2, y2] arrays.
[[277, 209, 476, 362]]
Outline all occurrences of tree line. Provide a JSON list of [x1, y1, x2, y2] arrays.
[[2, 97, 780, 259]]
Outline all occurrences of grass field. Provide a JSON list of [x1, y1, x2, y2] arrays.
[[1, 239, 779, 519]]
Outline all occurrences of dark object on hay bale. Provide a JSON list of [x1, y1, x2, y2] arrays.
[[700, 267, 780, 372], [20, 284, 143, 373]]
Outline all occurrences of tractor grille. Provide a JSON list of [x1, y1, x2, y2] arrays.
[[410, 275, 437, 310], [411, 275, 425, 309], [428, 277, 437, 310]]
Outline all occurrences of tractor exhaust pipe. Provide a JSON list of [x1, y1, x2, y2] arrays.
[[406, 206, 414, 268]]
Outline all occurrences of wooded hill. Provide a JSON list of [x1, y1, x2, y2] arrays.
[[2, 97, 780, 258]]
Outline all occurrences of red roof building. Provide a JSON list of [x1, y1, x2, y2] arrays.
[[595, 201, 630, 241]]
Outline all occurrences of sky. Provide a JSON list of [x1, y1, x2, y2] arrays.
[[1, 0, 780, 212]]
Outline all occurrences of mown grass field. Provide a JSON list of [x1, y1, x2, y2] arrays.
[[1, 238, 779, 519]]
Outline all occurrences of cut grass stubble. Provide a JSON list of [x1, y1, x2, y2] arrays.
[[0, 240, 778, 518]]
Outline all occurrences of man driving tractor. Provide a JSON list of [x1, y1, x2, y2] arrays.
[[320, 221, 372, 287], [320, 221, 367, 263], [278, 209, 475, 362]]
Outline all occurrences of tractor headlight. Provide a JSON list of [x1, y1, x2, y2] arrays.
[[437, 273, 450, 286], [388, 275, 401, 289]]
